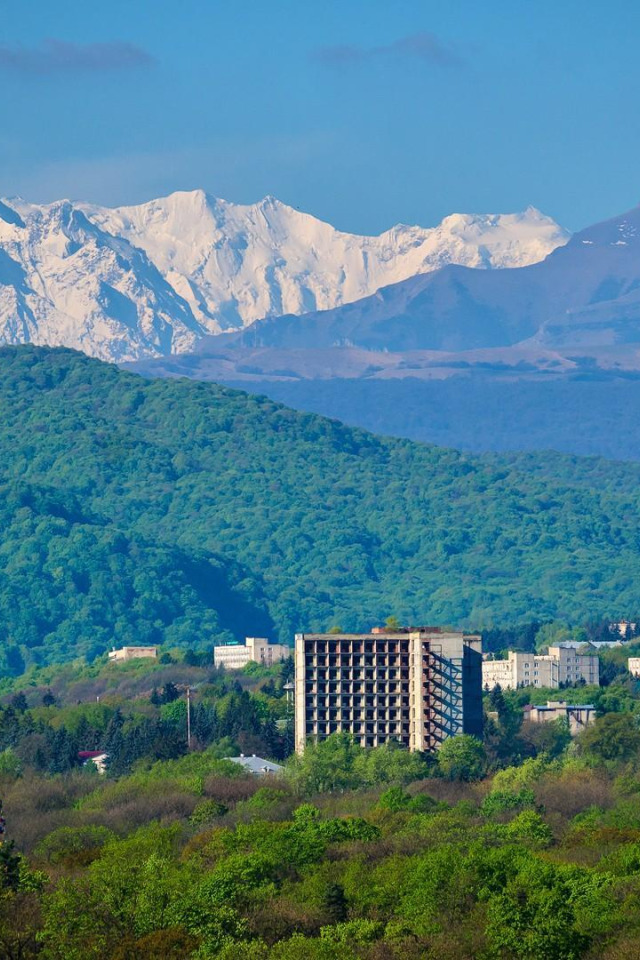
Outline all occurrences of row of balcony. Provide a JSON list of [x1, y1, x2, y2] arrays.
[[307, 712, 407, 723], [308, 723, 409, 735], [306, 682, 406, 694], [306, 657, 410, 668], [304, 642, 410, 652], [305, 673, 409, 690], [306, 695, 410, 707]]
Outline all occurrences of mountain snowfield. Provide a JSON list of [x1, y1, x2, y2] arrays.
[[0, 190, 568, 361]]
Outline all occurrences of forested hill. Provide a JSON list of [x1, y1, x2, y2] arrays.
[[2, 345, 640, 674]]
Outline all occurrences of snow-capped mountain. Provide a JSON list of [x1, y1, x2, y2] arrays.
[[223, 204, 640, 356], [86, 191, 568, 334], [0, 198, 204, 361], [0, 190, 568, 361]]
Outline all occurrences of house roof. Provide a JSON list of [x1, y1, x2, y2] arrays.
[[225, 754, 284, 774]]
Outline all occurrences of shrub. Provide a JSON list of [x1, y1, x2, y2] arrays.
[[437, 736, 486, 782], [320, 919, 384, 944], [247, 787, 291, 811], [481, 789, 536, 818], [189, 799, 229, 826], [35, 825, 115, 866], [378, 786, 410, 812], [0, 748, 22, 779], [506, 810, 553, 846]]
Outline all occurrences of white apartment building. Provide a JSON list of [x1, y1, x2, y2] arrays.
[[483, 643, 599, 690], [214, 637, 291, 670]]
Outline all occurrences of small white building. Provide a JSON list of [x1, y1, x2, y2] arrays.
[[214, 637, 290, 670], [225, 754, 284, 775], [628, 657, 640, 677], [613, 620, 637, 637], [483, 644, 599, 690], [78, 751, 109, 774], [108, 646, 158, 663]]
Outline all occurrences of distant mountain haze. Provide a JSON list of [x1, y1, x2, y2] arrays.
[[0, 191, 567, 361]]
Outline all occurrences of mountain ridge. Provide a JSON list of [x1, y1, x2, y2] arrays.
[[2, 345, 640, 672], [0, 191, 568, 361], [221, 203, 640, 354]]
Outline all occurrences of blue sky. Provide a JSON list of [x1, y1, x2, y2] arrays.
[[1, 0, 639, 233]]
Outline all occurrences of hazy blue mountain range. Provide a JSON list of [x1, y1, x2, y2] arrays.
[[128, 204, 640, 460], [215, 378, 640, 461]]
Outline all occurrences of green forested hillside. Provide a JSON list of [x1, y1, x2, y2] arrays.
[[2, 345, 640, 671]]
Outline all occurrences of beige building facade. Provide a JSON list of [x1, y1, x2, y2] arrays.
[[628, 657, 640, 677], [526, 700, 596, 734], [214, 637, 291, 670], [108, 646, 158, 663], [294, 628, 483, 754], [483, 644, 599, 690]]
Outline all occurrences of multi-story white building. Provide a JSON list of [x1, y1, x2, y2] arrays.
[[214, 637, 291, 670], [483, 643, 599, 690], [295, 627, 483, 754]]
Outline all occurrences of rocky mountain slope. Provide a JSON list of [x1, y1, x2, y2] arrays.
[[0, 199, 204, 361], [0, 192, 568, 361], [222, 205, 640, 356]]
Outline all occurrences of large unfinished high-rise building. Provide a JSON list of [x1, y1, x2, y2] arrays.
[[294, 628, 483, 754]]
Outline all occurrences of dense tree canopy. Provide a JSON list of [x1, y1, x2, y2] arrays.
[[2, 346, 640, 670]]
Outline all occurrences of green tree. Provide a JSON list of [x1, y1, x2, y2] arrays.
[[0, 843, 21, 892], [323, 883, 348, 923], [437, 735, 486, 781], [581, 712, 640, 762]]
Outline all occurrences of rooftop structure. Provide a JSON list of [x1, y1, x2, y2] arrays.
[[226, 754, 284, 775], [560, 640, 623, 650], [294, 628, 483, 754], [78, 751, 109, 774], [214, 637, 291, 670], [525, 700, 596, 734], [108, 646, 158, 663], [482, 644, 599, 690]]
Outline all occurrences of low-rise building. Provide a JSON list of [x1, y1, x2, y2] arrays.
[[108, 646, 158, 663], [78, 751, 109, 774], [628, 657, 640, 677], [482, 643, 599, 690], [214, 637, 291, 670], [226, 754, 284, 775], [612, 620, 637, 637], [525, 700, 596, 734]]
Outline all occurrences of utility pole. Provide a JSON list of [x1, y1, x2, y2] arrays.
[[186, 686, 192, 750]]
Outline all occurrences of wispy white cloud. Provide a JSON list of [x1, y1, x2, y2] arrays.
[[0, 38, 154, 75], [315, 32, 463, 69]]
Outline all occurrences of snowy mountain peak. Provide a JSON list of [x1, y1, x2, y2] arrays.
[[0, 190, 569, 361]]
